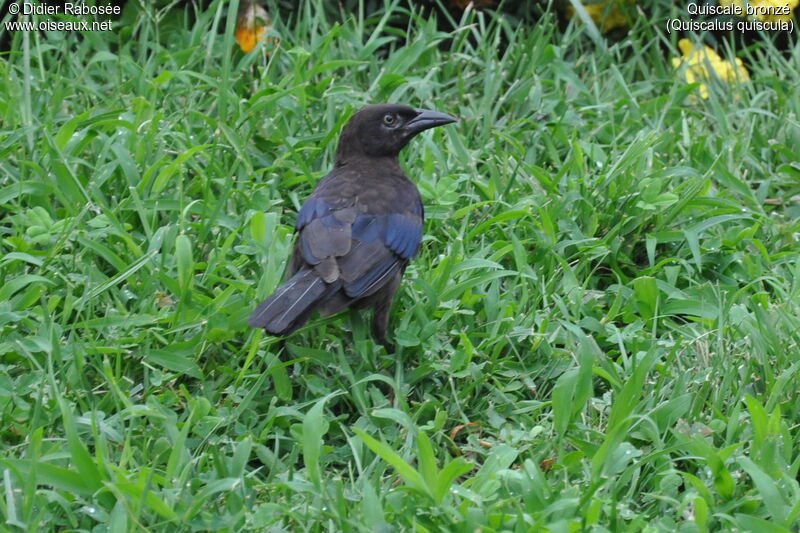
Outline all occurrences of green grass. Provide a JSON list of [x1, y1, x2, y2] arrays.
[[2, 0, 800, 530]]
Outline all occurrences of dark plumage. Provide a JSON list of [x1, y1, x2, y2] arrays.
[[249, 104, 457, 351]]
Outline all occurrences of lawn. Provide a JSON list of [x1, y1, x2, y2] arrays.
[[2, 0, 800, 531]]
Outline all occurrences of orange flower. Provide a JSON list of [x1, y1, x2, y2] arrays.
[[235, 1, 274, 54]]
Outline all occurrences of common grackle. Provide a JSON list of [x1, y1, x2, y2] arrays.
[[249, 104, 457, 351]]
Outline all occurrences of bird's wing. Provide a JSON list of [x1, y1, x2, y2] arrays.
[[294, 193, 423, 299]]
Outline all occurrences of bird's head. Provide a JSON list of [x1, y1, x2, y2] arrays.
[[335, 104, 457, 164]]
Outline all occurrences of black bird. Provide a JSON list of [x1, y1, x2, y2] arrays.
[[249, 104, 457, 351]]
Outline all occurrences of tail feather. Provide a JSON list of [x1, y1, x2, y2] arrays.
[[249, 270, 335, 336]]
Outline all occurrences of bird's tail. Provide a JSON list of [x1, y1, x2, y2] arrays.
[[248, 269, 335, 336]]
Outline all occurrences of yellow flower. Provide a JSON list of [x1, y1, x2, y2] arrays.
[[671, 39, 749, 99], [565, 1, 634, 32], [719, 0, 798, 23], [235, 1, 274, 54]]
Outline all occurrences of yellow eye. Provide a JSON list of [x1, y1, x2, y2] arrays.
[[383, 113, 396, 126]]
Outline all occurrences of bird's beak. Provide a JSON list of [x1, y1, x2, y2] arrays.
[[405, 108, 458, 135]]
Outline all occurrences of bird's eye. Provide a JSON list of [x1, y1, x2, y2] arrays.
[[383, 113, 397, 126]]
